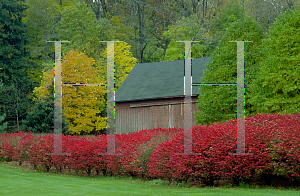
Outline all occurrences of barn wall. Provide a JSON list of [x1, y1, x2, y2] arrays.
[[116, 97, 200, 134]]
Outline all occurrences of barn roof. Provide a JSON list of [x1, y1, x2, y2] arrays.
[[114, 57, 210, 102]]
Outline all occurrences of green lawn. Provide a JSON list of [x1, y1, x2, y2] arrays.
[[0, 163, 299, 196]]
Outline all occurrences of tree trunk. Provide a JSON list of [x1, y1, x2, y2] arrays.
[[137, 2, 145, 63], [44, 0, 48, 63]]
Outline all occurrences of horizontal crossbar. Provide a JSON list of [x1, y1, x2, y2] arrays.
[[62, 83, 107, 87]]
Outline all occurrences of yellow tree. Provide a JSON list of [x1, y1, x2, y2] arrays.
[[34, 50, 106, 135], [97, 42, 138, 89], [62, 50, 106, 135]]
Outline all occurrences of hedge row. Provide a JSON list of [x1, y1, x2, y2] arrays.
[[0, 127, 181, 176], [149, 113, 300, 185], [1, 113, 300, 186]]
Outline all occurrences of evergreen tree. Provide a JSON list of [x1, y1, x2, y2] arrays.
[[0, 81, 7, 133], [0, 113, 7, 133], [248, 6, 300, 115], [22, 96, 70, 134], [23, 64, 70, 134], [0, 0, 35, 132], [195, 15, 265, 126]]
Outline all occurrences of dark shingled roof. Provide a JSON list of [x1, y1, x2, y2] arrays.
[[114, 57, 210, 102]]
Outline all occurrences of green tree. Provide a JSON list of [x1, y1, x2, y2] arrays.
[[22, 0, 78, 88], [23, 0, 77, 62], [209, 0, 244, 41], [163, 14, 208, 61], [0, 0, 35, 132], [244, 0, 300, 32], [0, 113, 7, 133], [109, 15, 130, 41], [0, 80, 7, 133], [23, 69, 70, 134], [247, 6, 300, 115], [56, 1, 112, 61], [0, 83, 32, 132], [22, 96, 70, 134], [195, 16, 265, 126]]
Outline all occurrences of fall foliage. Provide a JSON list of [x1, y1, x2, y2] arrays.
[[34, 50, 106, 135], [97, 42, 138, 90]]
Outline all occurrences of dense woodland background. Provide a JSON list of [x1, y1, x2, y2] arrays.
[[0, 0, 300, 135]]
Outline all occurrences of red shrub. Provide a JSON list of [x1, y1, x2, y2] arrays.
[[148, 113, 300, 184], [0, 132, 26, 160], [269, 113, 300, 179], [15, 134, 35, 165], [2, 142, 16, 161], [2, 112, 300, 184], [65, 136, 107, 175], [28, 135, 54, 171]]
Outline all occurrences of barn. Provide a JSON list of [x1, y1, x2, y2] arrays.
[[114, 57, 210, 134]]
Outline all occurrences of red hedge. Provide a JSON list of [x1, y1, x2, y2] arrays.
[[0, 113, 299, 183]]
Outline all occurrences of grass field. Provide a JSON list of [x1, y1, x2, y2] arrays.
[[0, 163, 299, 196]]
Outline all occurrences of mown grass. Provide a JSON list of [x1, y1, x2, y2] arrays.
[[0, 163, 299, 196]]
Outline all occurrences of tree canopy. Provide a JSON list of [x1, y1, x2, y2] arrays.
[[0, 0, 35, 132], [2, 0, 300, 134], [97, 42, 138, 90], [57, 1, 112, 61], [195, 15, 265, 126], [163, 14, 208, 61], [35, 50, 106, 135], [247, 6, 300, 115]]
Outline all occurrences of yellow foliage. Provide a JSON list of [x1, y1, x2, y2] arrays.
[[33, 68, 55, 101], [97, 42, 138, 89], [34, 49, 106, 135]]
